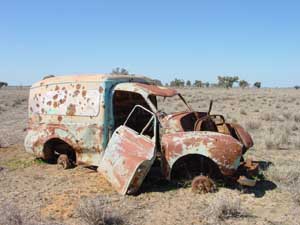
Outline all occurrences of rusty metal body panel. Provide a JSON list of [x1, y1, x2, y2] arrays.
[[161, 131, 243, 178], [228, 123, 254, 150], [98, 125, 155, 194], [114, 82, 178, 97]]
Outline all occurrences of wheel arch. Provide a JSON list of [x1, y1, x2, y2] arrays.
[[169, 153, 222, 180], [42, 137, 77, 163]]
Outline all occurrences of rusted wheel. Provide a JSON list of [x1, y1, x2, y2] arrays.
[[57, 154, 71, 169], [191, 175, 217, 194]]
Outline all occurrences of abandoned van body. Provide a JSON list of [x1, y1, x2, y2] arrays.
[[25, 74, 257, 195]]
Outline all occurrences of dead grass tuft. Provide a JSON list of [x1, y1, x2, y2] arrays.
[[201, 193, 249, 224], [294, 114, 300, 123], [265, 163, 300, 205], [261, 112, 273, 121], [264, 163, 300, 187], [78, 196, 124, 225], [239, 109, 247, 115], [294, 137, 300, 149], [265, 131, 289, 150], [0, 203, 23, 225], [0, 203, 64, 225], [245, 120, 261, 130], [282, 112, 292, 119]]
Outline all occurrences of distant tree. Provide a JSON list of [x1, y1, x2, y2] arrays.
[[170, 78, 185, 87], [294, 85, 300, 90], [165, 83, 169, 87], [210, 83, 219, 88], [217, 76, 239, 88], [111, 67, 129, 75], [254, 82, 261, 88], [0, 82, 8, 88], [186, 80, 191, 86], [152, 79, 163, 86], [193, 80, 203, 87], [239, 80, 249, 88], [43, 75, 55, 80], [204, 82, 210, 88]]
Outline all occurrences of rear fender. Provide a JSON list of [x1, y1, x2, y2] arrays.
[[25, 126, 78, 159]]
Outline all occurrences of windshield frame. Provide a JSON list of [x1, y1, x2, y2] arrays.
[[148, 93, 193, 114]]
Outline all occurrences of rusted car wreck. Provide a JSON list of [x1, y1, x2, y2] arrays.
[[25, 74, 258, 194]]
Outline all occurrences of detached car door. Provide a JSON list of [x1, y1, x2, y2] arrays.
[[98, 105, 157, 195]]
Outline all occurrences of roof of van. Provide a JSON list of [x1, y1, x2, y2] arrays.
[[31, 74, 152, 88]]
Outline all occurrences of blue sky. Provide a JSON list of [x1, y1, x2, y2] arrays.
[[0, 0, 299, 87]]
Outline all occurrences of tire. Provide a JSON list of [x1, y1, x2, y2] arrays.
[[57, 154, 72, 169]]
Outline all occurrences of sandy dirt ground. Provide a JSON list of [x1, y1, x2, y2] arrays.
[[0, 86, 300, 225]]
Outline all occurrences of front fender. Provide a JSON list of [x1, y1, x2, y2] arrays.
[[161, 131, 243, 178]]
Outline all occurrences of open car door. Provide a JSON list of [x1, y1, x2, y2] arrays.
[[98, 105, 157, 195]]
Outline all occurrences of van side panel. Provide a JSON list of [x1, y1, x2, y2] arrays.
[[25, 81, 105, 166], [25, 76, 151, 166]]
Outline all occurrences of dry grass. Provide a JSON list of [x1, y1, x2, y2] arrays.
[[294, 138, 300, 149], [0, 202, 64, 225], [77, 196, 124, 225], [264, 163, 300, 187], [201, 192, 249, 224], [264, 131, 289, 150], [239, 109, 247, 115], [244, 120, 261, 130], [265, 162, 300, 206], [2, 87, 300, 225], [294, 114, 300, 123]]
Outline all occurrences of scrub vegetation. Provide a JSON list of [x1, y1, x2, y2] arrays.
[[0, 86, 300, 224]]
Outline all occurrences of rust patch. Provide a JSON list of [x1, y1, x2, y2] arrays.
[[66, 104, 76, 116], [73, 90, 80, 97], [82, 90, 87, 97], [53, 94, 58, 100], [59, 98, 66, 104]]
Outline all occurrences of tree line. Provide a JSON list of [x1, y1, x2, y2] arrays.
[[108, 68, 300, 89], [165, 76, 262, 88]]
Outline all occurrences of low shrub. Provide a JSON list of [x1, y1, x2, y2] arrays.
[[201, 193, 249, 224], [78, 196, 124, 225]]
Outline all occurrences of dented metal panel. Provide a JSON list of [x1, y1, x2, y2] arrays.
[[98, 126, 155, 195], [29, 83, 100, 117], [229, 123, 254, 150], [161, 131, 243, 178]]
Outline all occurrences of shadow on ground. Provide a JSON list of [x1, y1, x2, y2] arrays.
[[139, 160, 277, 197]]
